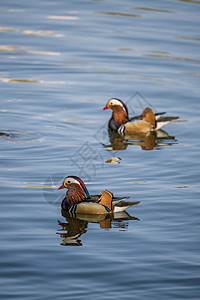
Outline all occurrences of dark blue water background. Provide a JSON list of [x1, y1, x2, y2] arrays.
[[0, 0, 200, 299]]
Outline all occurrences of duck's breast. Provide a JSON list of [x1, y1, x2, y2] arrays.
[[109, 118, 120, 131]]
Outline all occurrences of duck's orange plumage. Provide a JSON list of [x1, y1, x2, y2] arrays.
[[103, 98, 179, 134], [58, 176, 139, 215]]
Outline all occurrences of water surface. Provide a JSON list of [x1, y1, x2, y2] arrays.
[[0, 0, 200, 299]]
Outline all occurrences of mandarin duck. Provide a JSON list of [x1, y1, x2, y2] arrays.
[[103, 98, 179, 134], [58, 176, 140, 215]]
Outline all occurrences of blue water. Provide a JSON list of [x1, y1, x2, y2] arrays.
[[0, 0, 200, 299]]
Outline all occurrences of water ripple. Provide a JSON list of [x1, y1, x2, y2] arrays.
[[0, 45, 60, 56], [96, 12, 141, 18], [0, 27, 65, 37]]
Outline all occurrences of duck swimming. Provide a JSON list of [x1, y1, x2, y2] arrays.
[[58, 176, 140, 215], [103, 98, 179, 134]]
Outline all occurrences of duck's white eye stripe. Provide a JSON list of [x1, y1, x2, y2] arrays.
[[110, 99, 123, 107], [109, 99, 126, 113], [65, 177, 81, 186]]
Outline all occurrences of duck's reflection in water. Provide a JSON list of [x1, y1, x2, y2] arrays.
[[103, 129, 178, 151], [57, 210, 139, 246]]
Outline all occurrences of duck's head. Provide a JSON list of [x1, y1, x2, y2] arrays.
[[141, 107, 156, 128], [103, 98, 129, 117], [58, 176, 90, 199]]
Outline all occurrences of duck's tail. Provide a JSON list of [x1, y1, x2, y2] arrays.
[[156, 116, 179, 130], [113, 200, 140, 212]]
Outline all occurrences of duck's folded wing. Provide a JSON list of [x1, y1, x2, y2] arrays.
[[89, 195, 130, 202], [88, 194, 101, 202], [127, 111, 166, 123]]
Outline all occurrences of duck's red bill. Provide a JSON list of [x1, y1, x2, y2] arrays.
[[103, 106, 109, 110], [58, 184, 65, 190]]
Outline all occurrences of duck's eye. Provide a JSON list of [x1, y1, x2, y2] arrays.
[[67, 180, 71, 183], [110, 102, 113, 105]]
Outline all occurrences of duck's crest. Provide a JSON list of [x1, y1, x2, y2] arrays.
[[70, 175, 90, 199]]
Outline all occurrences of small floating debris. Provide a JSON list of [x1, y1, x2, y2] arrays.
[[106, 157, 121, 164], [174, 186, 189, 189]]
